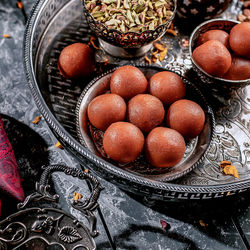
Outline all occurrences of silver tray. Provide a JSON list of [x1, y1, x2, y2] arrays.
[[24, 0, 250, 200]]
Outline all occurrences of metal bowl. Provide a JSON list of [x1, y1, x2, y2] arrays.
[[76, 65, 215, 182], [82, 0, 177, 57], [189, 18, 250, 89], [177, 0, 232, 21]]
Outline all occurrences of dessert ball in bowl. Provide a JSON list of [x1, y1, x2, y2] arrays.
[[189, 19, 250, 89], [82, 0, 177, 58]]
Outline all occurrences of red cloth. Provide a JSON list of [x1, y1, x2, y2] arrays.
[[0, 116, 24, 216]]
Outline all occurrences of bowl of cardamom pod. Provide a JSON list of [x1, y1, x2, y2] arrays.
[[83, 0, 177, 58]]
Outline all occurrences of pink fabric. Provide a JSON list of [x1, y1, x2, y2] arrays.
[[0, 116, 24, 215]]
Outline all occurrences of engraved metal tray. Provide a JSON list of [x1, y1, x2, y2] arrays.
[[24, 0, 250, 200]]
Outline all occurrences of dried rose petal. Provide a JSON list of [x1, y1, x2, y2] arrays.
[[32, 115, 42, 124], [160, 219, 170, 230]]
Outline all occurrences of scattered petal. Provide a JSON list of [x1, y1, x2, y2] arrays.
[[153, 42, 165, 51], [152, 54, 158, 63], [159, 46, 169, 61], [74, 192, 83, 201], [56, 141, 63, 149], [166, 29, 177, 36], [89, 36, 99, 50], [16, 1, 23, 9], [220, 160, 232, 168], [32, 115, 42, 124], [84, 169, 89, 173], [3, 34, 11, 38], [152, 50, 159, 56], [144, 56, 151, 64], [160, 220, 170, 230], [223, 165, 240, 179], [199, 220, 208, 227]]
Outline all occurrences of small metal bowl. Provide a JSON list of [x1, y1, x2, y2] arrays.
[[189, 18, 250, 89], [177, 0, 232, 21], [76, 65, 215, 182], [82, 0, 177, 58]]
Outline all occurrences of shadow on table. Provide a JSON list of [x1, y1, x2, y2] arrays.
[[97, 190, 250, 249], [128, 191, 250, 249], [97, 223, 199, 250], [1, 114, 49, 217]]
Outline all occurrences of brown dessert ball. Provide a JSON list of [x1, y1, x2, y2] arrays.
[[58, 43, 95, 79], [197, 30, 230, 49], [127, 94, 165, 133], [223, 56, 250, 80], [229, 22, 250, 58], [110, 66, 148, 100], [145, 127, 186, 168], [149, 71, 185, 105], [103, 122, 144, 164], [87, 94, 126, 131], [166, 99, 205, 140], [192, 40, 232, 77]]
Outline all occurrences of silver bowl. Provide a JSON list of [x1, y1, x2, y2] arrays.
[[189, 18, 250, 89], [177, 0, 232, 21], [82, 0, 177, 58], [76, 65, 215, 182]]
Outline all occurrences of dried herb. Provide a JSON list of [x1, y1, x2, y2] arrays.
[[85, 0, 174, 32], [56, 141, 63, 149], [32, 115, 42, 124], [144, 56, 151, 64], [152, 54, 158, 63], [89, 36, 100, 50], [3, 34, 11, 38], [153, 42, 165, 51], [199, 220, 208, 227], [159, 46, 168, 61], [166, 29, 177, 36], [74, 192, 83, 201]]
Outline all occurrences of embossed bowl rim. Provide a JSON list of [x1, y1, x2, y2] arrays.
[[24, 0, 250, 197], [189, 18, 250, 84]]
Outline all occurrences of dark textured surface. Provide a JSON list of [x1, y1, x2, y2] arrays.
[[0, 0, 250, 249]]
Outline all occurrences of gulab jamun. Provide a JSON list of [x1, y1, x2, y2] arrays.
[[197, 30, 229, 48], [87, 93, 126, 131], [110, 65, 148, 100], [103, 122, 145, 164], [58, 43, 95, 79], [166, 99, 205, 140], [192, 40, 232, 77], [229, 22, 250, 58], [145, 127, 186, 168], [223, 55, 250, 80], [127, 94, 165, 133], [149, 71, 185, 105]]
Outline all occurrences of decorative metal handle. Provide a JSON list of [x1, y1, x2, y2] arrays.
[[17, 164, 104, 237]]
